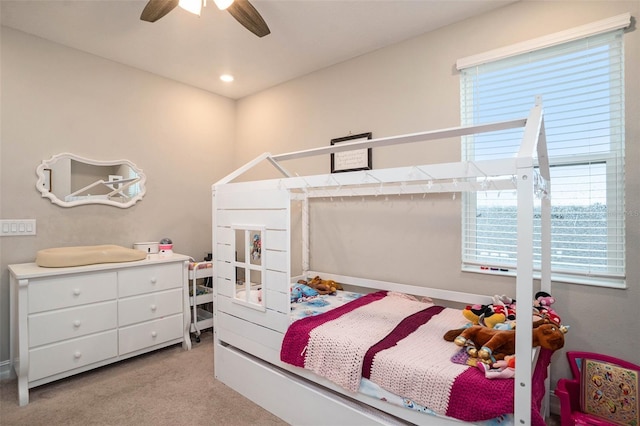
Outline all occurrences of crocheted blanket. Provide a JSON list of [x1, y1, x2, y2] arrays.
[[280, 290, 551, 425]]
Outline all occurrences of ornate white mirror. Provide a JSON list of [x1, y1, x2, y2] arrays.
[[36, 153, 146, 208]]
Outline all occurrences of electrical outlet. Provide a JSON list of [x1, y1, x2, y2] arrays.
[[0, 219, 36, 236]]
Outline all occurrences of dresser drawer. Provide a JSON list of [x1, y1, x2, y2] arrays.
[[118, 288, 183, 326], [118, 263, 183, 298], [28, 272, 117, 314], [118, 314, 183, 355], [29, 301, 117, 348], [29, 330, 118, 382]]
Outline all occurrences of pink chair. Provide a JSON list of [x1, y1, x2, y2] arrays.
[[555, 351, 639, 425]]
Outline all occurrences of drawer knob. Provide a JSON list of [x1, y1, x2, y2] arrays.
[[73, 288, 81, 296], [150, 278, 157, 284], [151, 331, 157, 338], [73, 320, 81, 328], [150, 304, 157, 312], [74, 351, 82, 359]]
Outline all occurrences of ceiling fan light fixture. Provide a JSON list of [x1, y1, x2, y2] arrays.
[[178, 0, 202, 16], [140, 0, 268, 38], [213, 0, 234, 10]]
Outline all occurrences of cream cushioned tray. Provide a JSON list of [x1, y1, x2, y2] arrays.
[[36, 244, 147, 268]]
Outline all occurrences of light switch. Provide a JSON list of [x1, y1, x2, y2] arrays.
[[0, 219, 36, 236]]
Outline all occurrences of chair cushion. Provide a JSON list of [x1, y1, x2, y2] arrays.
[[580, 358, 639, 425]]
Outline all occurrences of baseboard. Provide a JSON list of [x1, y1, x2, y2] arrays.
[[549, 393, 561, 416], [0, 359, 13, 380]]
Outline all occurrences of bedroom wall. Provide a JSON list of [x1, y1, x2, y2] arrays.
[[0, 28, 236, 365], [234, 0, 640, 402]]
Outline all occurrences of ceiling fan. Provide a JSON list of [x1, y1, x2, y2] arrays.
[[140, 0, 271, 38]]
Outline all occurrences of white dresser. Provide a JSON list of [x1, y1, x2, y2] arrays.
[[9, 254, 192, 406]]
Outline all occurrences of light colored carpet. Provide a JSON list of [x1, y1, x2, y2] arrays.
[[0, 331, 288, 426], [0, 330, 563, 425]]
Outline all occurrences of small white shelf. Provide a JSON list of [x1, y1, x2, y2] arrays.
[[188, 263, 214, 342], [190, 308, 214, 333], [190, 285, 213, 305], [190, 266, 214, 280]]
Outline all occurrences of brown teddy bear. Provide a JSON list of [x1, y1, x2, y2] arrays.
[[443, 322, 567, 361], [298, 276, 343, 295]]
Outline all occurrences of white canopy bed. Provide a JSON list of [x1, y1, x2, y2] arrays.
[[211, 99, 552, 425]]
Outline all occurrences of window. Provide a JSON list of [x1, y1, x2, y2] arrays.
[[459, 27, 626, 287], [233, 226, 266, 310]]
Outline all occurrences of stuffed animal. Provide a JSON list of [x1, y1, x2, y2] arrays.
[[298, 276, 343, 295], [461, 295, 517, 329], [462, 304, 484, 324], [494, 355, 516, 370], [443, 322, 567, 362], [290, 283, 319, 302], [484, 295, 517, 329], [477, 355, 516, 379], [533, 291, 561, 325], [534, 291, 555, 308]]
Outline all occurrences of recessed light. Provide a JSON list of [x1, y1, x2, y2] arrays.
[[220, 74, 234, 82]]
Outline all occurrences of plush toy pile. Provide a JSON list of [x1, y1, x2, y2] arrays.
[[461, 291, 562, 330], [444, 323, 567, 362], [444, 291, 568, 376], [462, 294, 517, 329]]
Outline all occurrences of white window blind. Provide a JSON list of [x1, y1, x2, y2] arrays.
[[460, 29, 626, 287]]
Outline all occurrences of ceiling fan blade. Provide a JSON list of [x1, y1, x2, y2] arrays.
[[140, 0, 179, 22], [227, 0, 271, 38]]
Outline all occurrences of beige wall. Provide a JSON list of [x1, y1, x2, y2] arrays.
[[234, 0, 640, 400], [0, 28, 237, 362], [2, 0, 639, 413]]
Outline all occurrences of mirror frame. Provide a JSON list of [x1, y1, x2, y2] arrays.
[[36, 152, 147, 208]]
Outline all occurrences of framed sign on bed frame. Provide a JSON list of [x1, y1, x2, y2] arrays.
[[330, 132, 372, 173]]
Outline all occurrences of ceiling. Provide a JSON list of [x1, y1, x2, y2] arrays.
[[1, 0, 517, 99]]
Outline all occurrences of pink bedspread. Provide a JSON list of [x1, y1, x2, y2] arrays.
[[280, 291, 552, 425]]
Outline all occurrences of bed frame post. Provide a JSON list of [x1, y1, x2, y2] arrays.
[[211, 185, 220, 379], [302, 195, 310, 276], [514, 100, 545, 425], [538, 116, 552, 296], [515, 166, 535, 425], [537, 103, 552, 419]]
